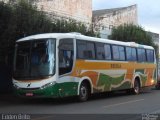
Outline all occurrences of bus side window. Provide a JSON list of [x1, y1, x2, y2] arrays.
[[59, 39, 74, 75], [137, 48, 146, 62]]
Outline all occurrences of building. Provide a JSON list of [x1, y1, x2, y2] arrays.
[[33, 0, 92, 24], [92, 4, 138, 38], [147, 31, 159, 61], [0, 0, 92, 24], [147, 31, 159, 46]]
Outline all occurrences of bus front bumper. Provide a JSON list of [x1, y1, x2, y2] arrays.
[[13, 82, 78, 98]]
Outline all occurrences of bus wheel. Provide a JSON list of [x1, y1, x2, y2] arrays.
[[133, 79, 140, 95], [78, 82, 89, 102]]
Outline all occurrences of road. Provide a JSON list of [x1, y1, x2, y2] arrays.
[[0, 88, 160, 120]]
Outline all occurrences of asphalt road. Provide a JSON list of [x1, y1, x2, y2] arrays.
[[1, 88, 160, 120]]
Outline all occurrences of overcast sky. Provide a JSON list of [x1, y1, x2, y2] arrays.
[[92, 0, 160, 38]]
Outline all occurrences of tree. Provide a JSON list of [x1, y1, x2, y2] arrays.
[[0, 0, 96, 93], [108, 24, 154, 46], [0, 1, 14, 64], [0, 0, 96, 66], [108, 24, 158, 59]]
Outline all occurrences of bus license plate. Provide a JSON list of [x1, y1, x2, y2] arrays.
[[26, 93, 33, 96]]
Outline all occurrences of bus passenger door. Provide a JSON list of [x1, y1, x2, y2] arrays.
[[58, 39, 74, 76]]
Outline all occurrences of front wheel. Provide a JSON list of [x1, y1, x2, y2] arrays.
[[132, 79, 140, 94], [78, 82, 89, 102]]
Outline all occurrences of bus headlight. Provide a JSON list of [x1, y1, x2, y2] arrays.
[[13, 84, 20, 89], [40, 81, 56, 89]]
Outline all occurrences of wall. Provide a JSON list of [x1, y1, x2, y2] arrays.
[[0, 0, 92, 23], [33, 0, 92, 24], [147, 31, 159, 46], [93, 5, 138, 38]]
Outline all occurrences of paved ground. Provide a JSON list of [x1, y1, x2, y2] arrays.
[[0, 88, 160, 120]]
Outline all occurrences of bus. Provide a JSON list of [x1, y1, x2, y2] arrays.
[[13, 33, 157, 101], [155, 59, 160, 89]]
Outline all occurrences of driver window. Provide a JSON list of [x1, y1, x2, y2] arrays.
[[59, 39, 74, 75]]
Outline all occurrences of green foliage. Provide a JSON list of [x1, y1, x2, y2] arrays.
[[108, 24, 154, 46], [0, 1, 14, 64], [0, 0, 95, 65], [109, 24, 159, 59]]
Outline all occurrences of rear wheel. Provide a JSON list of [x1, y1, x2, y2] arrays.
[[78, 82, 89, 102], [155, 81, 160, 89]]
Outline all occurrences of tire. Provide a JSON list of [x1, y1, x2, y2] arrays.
[[155, 81, 160, 89], [132, 79, 140, 95], [78, 82, 89, 102]]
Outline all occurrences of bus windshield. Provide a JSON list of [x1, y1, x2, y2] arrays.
[[13, 39, 56, 80]]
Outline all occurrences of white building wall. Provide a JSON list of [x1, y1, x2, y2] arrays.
[[33, 0, 92, 24], [93, 5, 138, 38]]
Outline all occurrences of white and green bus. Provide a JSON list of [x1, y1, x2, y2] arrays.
[[13, 33, 157, 101]]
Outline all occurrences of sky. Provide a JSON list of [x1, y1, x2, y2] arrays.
[[92, 0, 160, 46]]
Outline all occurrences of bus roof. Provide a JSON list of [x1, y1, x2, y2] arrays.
[[17, 33, 154, 50]]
